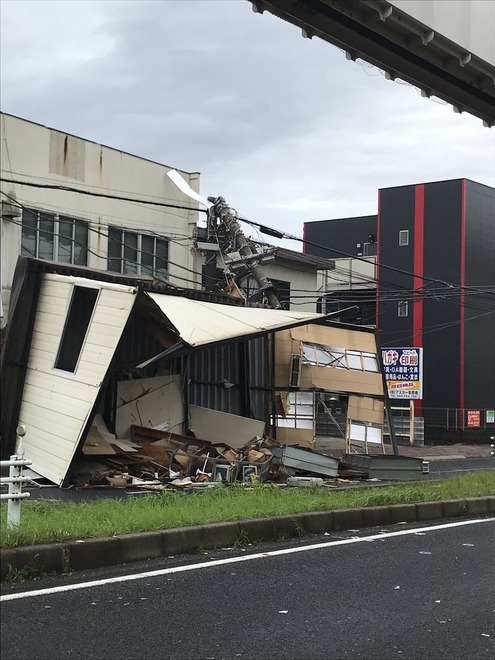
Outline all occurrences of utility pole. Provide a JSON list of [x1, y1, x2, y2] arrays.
[[208, 196, 281, 309]]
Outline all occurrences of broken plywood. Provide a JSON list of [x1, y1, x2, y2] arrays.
[[290, 324, 378, 353], [116, 375, 184, 439], [274, 427, 314, 449], [347, 395, 384, 425], [188, 405, 265, 449], [82, 414, 117, 455]]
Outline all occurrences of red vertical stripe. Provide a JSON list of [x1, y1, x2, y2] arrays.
[[376, 189, 381, 329], [460, 180, 466, 409], [413, 185, 425, 416]]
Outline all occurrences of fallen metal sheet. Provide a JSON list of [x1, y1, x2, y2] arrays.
[[145, 293, 327, 348], [342, 454, 426, 481], [271, 445, 339, 478]]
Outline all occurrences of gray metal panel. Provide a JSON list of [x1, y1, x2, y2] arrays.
[[343, 454, 425, 480], [247, 335, 271, 424], [272, 445, 340, 477]]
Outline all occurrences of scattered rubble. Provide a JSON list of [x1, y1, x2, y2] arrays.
[[68, 416, 426, 491]]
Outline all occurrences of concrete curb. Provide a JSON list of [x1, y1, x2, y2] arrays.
[[2, 496, 494, 581]]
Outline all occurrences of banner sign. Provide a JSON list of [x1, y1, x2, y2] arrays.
[[382, 347, 423, 400], [466, 410, 481, 428]]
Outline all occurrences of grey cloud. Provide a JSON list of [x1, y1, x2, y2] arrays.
[[1, 0, 493, 239]]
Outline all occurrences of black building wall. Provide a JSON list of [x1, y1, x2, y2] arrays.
[[304, 178, 495, 412], [377, 184, 415, 349], [304, 215, 377, 259], [418, 180, 462, 408], [464, 181, 495, 408]]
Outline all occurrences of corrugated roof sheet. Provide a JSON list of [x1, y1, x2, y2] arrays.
[[146, 292, 328, 347]]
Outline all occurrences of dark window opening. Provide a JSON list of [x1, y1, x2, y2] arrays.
[[108, 227, 169, 276], [21, 208, 88, 265], [55, 286, 99, 372]]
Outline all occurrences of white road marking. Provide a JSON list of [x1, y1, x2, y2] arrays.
[[1, 517, 493, 602]]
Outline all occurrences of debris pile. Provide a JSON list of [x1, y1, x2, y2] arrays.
[[73, 412, 425, 490], [74, 414, 356, 490]]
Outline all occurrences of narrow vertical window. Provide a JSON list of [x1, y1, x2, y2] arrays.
[[398, 301, 409, 317], [55, 287, 99, 372], [398, 230, 409, 246]]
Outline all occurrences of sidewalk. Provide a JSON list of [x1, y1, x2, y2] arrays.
[[398, 444, 492, 460], [315, 437, 492, 460]]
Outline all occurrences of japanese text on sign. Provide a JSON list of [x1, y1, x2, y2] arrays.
[[382, 348, 423, 400], [466, 410, 480, 428]]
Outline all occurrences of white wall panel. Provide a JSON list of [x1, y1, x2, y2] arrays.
[[18, 275, 136, 485], [390, 0, 495, 66], [0, 112, 200, 300]]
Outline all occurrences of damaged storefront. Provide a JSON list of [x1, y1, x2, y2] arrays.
[[1, 258, 420, 492]]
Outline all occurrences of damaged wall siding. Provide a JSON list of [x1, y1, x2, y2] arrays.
[[17, 274, 136, 485], [188, 405, 266, 449], [274, 325, 383, 396], [272, 324, 385, 447], [347, 395, 384, 425]]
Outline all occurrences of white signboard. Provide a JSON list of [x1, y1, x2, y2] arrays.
[[382, 347, 423, 400]]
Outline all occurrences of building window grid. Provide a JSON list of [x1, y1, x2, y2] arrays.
[[301, 342, 379, 372], [398, 229, 409, 246], [21, 208, 88, 265], [108, 227, 169, 276], [276, 391, 314, 429], [398, 301, 409, 317]]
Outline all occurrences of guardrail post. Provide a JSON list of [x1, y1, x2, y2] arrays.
[[0, 424, 32, 531], [7, 457, 23, 528]]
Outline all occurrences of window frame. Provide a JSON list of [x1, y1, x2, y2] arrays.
[[276, 391, 315, 429], [107, 227, 169, 276], [21, 208, 88, 265], [398, 229, 409, 246], [397, 301, 409, 317], [54, 286, 99, 373], [301, 342, 379, 373]]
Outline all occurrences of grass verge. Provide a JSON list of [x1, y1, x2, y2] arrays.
[[1, 472, 494, 548]]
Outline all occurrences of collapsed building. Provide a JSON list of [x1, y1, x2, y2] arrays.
[[1, 257, 407, 489]]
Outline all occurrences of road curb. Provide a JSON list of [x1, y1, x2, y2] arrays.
[[1, 496, 494, 581]]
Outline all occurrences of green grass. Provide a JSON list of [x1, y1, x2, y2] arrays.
[[1, 472, 494, 548]]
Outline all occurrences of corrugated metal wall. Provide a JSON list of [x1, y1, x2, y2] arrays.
[[114, 319, 271, 428], [187, 335, 270, 425]]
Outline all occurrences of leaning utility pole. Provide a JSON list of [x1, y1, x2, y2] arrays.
[[208, 196, 281, 309]]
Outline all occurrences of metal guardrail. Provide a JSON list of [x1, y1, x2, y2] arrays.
[[0, 425, 32, 529]]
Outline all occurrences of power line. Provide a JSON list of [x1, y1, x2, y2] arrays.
[[2, 200, 221, 287], [0, 176, 207, 214]]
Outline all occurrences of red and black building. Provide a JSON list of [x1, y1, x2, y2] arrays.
[[304, 178, 495, 418]]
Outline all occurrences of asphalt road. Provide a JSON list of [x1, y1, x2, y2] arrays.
[[1, 517, 494, 660]]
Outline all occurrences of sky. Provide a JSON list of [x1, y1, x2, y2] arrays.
[[1, 0, 494, 251]]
